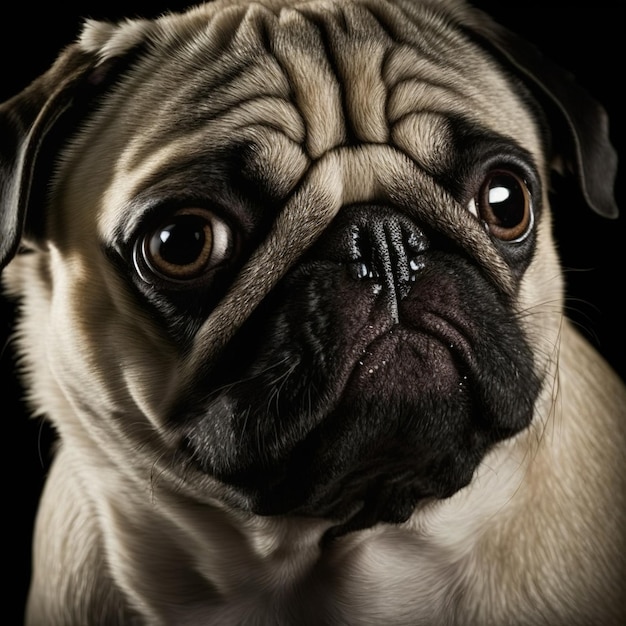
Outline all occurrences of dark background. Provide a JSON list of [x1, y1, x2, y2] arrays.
[[2, 2, 624, 622]]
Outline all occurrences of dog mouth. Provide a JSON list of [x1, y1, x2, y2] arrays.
[[274, 320, 481, 535], [177, 210, 540, 534]]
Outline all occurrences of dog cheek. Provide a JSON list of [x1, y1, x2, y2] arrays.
[[42, 260, 179, 443], [516, 209, 565, 378]]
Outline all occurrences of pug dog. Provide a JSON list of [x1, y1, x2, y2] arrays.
[[1, 0, 625, 624]]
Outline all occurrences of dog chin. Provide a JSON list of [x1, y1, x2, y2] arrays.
[[177, 230, 540, 534]]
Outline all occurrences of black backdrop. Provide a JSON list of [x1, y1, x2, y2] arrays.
[[2, 2, 624, 621]]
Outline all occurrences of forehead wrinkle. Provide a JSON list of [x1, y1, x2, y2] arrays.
[[392, 112, 454, 174], [378, 16, 542, 157], [124, 90, 306, 173], [97, 114, 307, 243], [267, 7, 346, 158], [303, 1, 393, 144], [90, 7, 300, 174], [120, 81, 300, 174], [384, 45, 493, 128]]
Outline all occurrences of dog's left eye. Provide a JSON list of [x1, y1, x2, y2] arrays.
[[469, 170, 533, 242], [135, 207, 234, 284]]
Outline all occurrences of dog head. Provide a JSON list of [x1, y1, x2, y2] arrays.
[[0, 0, 617, 536]]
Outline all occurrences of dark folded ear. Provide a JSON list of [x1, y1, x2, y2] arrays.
[[0, 45, 102, 269], [0, 22, 148, 272], [464, 12, 618, 219]]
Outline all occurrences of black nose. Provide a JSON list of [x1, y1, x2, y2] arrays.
[[316, 206, 430, 322]]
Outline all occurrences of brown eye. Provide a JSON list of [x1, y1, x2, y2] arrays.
[[470, 170, 532, 241], [137, 207, 234, 283]]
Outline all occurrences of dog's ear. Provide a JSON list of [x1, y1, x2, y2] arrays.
[[0, 45, 99, 269], [464, 11, 618, 219], [0, 19, 152, 271]]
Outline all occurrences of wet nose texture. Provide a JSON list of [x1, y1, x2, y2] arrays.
[[342, 208, 429, 322]]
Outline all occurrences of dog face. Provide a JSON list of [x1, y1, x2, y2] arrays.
[[0, 0, 617, 537]]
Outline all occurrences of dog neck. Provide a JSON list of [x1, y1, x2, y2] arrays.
[[66, 427, 533, 624]]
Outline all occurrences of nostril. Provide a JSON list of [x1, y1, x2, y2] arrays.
[[348, 260, 379, 281], [409, 256, 426, 281]]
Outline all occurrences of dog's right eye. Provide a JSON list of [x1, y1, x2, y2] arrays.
[[134, 207, 235, 286]]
